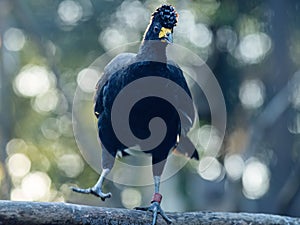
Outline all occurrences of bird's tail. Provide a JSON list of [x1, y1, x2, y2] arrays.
[[173, 136, 199, 160]]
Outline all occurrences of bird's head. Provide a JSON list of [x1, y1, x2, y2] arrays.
[[144, 4, 178, 44]]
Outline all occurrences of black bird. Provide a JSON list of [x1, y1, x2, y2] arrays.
[[72, 4, 199, 224]]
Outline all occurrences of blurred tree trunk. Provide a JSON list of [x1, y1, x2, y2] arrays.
[[259, 0, 296, 214], [0, 26, 13, 199], [0, 201, 299, 225]]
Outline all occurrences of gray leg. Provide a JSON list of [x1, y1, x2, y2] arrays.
[[71, 145, 115, 201], [135, 175, 172, 224], [154, 176, 160, 193]]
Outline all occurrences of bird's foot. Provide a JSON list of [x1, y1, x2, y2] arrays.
[[71, 186, 112, 201], [135, 194, 172, 225]]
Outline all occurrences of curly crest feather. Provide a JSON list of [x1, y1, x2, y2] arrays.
[[152, 4, 178, 28]]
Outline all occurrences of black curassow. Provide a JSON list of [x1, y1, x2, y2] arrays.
[[72, 4, 199, 225]]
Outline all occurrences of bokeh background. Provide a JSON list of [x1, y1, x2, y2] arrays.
[[0, 0, 299, 218]]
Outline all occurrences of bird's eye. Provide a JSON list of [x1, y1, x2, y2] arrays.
[[153, 26, 160, 33]]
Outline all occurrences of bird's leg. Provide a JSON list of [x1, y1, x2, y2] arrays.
[[71, 146, 114, 201], [71, 168, 112, 201], [135, 176, 172, 224]]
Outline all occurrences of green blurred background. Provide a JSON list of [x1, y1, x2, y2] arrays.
[[0, 0, 300, 217]]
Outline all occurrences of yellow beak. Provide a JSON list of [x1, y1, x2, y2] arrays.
[[159, 27, 173, 43]]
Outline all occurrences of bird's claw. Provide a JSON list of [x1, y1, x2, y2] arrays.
[[135, 202, 172, 225], [71, 186, 112, 201]]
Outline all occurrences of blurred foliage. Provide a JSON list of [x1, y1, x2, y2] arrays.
[[0, 0, 300, 217]]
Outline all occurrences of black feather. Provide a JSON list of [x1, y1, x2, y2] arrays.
[[94, 4, 197, 176], [152, 4, 178, 28]]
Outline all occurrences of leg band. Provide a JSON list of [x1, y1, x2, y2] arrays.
[[151, 193, 162, 204]]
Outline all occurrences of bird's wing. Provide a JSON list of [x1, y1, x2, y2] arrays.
[[167, 60, 192, 96], [167, 60, 194, 134], [167, 60, 199, 160], [173, 136, 199, 160], [94, 53, 136, 117]]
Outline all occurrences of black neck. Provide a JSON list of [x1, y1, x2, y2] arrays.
[[137, 40, 167, 63]]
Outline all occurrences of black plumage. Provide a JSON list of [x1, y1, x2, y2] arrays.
[[72, 5, 198, 225]]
